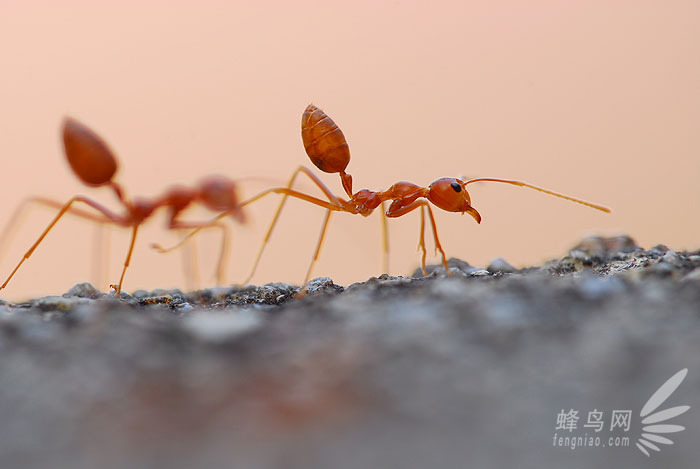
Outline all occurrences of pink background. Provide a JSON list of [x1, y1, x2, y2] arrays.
[[1, 1, 698, 300]]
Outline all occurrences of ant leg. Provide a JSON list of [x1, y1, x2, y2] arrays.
[[385, 199, 430, 276], [0, 196, 125, 291], [385, 200, 448, 275], [304, 209, 333, 284], [418, 205, 427, 275], [155, 188, 340, 256], [179, 230, 200, 291], [181, 222, 231, 287], [152, 188, 343, 285], [424, 204, 450, 274], [91, 223, 112, 290], [290, 166, 342, 204], [153, 221, 231, 286], [189, 236, 201, 289], [113, 225, 139, 295], [380, 201, 389, 274], [0, 196, 112, 264], [213, 222, 231, 285], [102, 225, 111, 289], [0, 197, 114, 290], [243, 166, 343, 284]]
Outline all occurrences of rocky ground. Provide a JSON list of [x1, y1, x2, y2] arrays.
[[0, 236, 698, 469]]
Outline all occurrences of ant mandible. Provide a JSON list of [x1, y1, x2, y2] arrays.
[[0, 117, 245, 294], [160, 104, 610, 286]]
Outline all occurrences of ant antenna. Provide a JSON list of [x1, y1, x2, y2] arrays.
[[463, 178, 611, 213]]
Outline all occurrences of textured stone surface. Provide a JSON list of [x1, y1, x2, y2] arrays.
[[0, 236, 698, 469]]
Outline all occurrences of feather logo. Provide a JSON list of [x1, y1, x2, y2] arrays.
[[636, 368, 690, 457]]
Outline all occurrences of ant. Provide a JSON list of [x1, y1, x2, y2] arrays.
[[158, 104, 611, 287], [0, 117, 246, 294]]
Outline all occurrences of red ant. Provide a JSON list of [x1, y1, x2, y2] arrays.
[[159, 104, 611, 287], [0, 117, 246, 294]]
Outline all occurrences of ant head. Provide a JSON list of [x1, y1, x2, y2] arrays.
[[198, 176, 246, 223], [428, 177, 481, 223], [62, 117, 118, 187], [301, 104, 351, 175]]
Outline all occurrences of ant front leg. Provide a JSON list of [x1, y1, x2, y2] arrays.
[[423, 204, 450, 275], [386, 200, 450, 277], [380, 201, 390, 274], [418, 205, 427, 275]]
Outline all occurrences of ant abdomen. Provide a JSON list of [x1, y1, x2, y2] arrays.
[[301, 104, 350, 174], [62, 117, 118, 187]]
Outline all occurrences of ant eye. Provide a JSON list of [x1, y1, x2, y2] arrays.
[[450, 182, 462, 193]]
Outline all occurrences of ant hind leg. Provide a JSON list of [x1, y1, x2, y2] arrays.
[[0, 196, 112, 264], [243, 165, 343, 285], [297, 209, 333, 298], [304, 209, 333, 284], [1, 196, 125, 291]]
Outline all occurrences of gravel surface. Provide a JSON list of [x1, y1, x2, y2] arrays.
[[0, 236, 698, 469]]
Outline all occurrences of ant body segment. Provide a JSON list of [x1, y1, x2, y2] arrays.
[[0, 117, 245, 294], [163, 104, 610, 288]]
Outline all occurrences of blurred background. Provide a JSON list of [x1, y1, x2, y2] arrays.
[[0, 0, 698, 301]]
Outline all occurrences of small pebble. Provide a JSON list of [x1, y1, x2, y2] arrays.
[[304, 277, 344, 295], [487, 257, 516, 274], [63, 283, 103, 299], [651, 244, 670, 254], [448, 267, 469, 277], [662, 251, 679, 263], [569, 235, 639, 258], [413, 257, 476, 277]]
